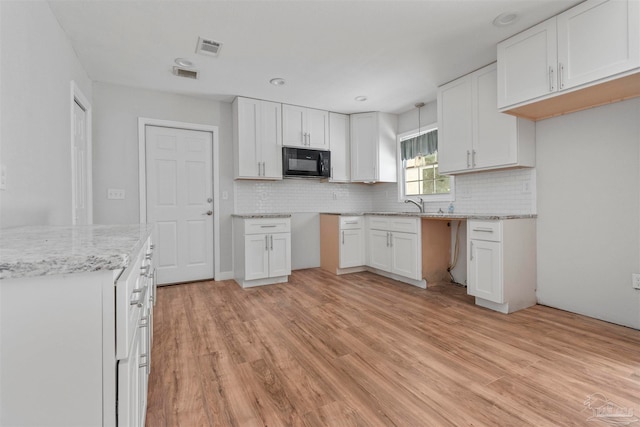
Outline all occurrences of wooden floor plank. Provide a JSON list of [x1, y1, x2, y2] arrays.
[[146, 269, 640, 426]]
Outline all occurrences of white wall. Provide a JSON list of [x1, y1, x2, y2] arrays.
[[91, 82, 235, 274], [0, 1, 92, 227], [536, 98, 640, 329]]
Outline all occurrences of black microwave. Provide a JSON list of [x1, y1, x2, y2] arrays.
[[282, 147, 331, 178]]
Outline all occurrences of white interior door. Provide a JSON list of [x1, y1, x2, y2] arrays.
[[146, 126, 214, 285], [72, 100, 89, 225]]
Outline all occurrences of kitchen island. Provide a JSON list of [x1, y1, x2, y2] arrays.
[[0, 224, 155, 427]]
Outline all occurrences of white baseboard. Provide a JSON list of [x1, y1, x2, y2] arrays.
[[215, 270, 234, 281]]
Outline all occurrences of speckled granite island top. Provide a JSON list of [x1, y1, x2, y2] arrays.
[[321, 212, 537, 220], [0, 224, 154, 280], [232, 213, 292, 219]]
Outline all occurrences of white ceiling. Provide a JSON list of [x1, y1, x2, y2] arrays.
[[48, 0, 582, 114]]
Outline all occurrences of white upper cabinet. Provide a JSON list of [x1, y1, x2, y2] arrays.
[[233, 97, 283, 180], [282, 104, 329, 149], [438, 63, 535, 175], [498, 0, 640, 116], [557, 0, 639, 89], [350, 112, 397, 183], [497, 18, 557, 109], [329, 112, 350, 182], [438, 76, 474, 173]]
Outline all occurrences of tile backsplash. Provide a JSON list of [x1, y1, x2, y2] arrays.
[[372, 168, 537, 214], [234, 180, 373, 213], [234, 168, 537, 215]]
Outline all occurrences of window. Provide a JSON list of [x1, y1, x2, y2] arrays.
[[397, 125, 453, 201]]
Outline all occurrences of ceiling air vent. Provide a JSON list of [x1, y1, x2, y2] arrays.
[[196, 37, 222, 57], [173, 66, 199, 79]]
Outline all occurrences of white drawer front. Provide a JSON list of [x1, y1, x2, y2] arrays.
[[468, 220, 502, 242], [340, 216, 363, 229], [367, 216, 390, 230], [245, 218, 291, 234], [388, 217, 419, 234], [116, 237, 152, 360]]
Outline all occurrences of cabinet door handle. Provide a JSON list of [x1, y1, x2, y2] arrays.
[[470, 241, 474, 261], [260, 225, 277, 228], [331, 167, 334, 179], [130, 285, 148, 308], [559, 63, 564, 89], [549, 66, 554, 92], [386, 232, 390, 247], [472, 150, 476, 167], [473, 227, 494, 233], [270, 235, 273, 250], [265, 235, 269, 251], [466, 150, 471, 168], [389, 233, 393, 247], [344, 221, 358, 225]]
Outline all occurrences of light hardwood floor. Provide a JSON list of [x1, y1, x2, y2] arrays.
[[146, 269, 640, 427]]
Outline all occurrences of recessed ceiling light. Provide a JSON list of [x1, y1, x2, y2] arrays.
[[493, 11, 519, 27], [354, 96, 367, 102], [270, 78, 286, 86], [174, 58, 194, 68]]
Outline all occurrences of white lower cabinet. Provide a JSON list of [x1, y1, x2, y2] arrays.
[[234, 217, 291, 287], [366, 216, 423, 286], [0, 233, 155, 427], [467, 219, 537, 313], [369, 229, 392, 271], [319, 215, 365, 274]]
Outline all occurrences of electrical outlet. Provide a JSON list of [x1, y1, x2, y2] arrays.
[[522, 182, 531, 194], [332, 192, 337, 200], [107, 188, 125, 200], [633, 273, 640, 290]]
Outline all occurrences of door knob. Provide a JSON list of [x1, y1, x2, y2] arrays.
[[203, 210, 213, 216]]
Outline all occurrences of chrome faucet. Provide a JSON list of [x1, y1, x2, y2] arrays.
[[404, 198, 424, 213]]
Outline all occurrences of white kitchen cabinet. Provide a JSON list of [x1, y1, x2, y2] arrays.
[[0, 226, 155, 427], [438, 63, 535, 174], [233, 216, 291, 288], [368, 229, 392, 272], [350, 112, 397, 183], [320, 215, 366, 274], [340, 228, 365, 268], [467, 219, 536, 314], [329, 112, 350, 182], [233, 97, 283, 179], [282, 104, 329, 149], [390, 232, 420, 279], [497, 0, 640, 115], [366, 216, 423, 285]]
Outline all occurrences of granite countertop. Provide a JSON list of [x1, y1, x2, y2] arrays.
[[0, 224, 154, 280], [232, 213, 292, 219], [321, 212, 537, 220]]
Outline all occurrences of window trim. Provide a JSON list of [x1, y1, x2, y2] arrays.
[[396, 123, 455, 203]]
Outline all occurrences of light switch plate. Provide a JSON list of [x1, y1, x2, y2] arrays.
[[107, 188, 125, 200]]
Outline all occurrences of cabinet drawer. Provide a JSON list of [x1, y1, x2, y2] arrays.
[[245, 218, 291, 234], [116, 241, 150, 360], [388, 217, 419, 234], [340, 216, 363, 229], [367, 216, 390, 230], [468, 220, 502, 242]]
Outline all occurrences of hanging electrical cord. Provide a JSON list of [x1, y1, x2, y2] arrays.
[[447, 221, 464, 286]]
